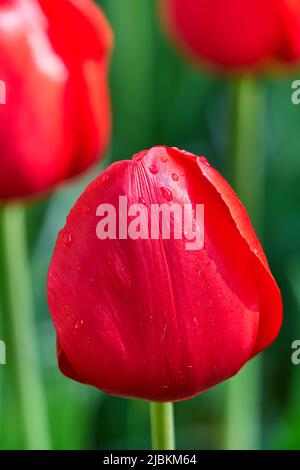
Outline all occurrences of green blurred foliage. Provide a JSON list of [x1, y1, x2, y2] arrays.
[[1, 0, 300, 450]]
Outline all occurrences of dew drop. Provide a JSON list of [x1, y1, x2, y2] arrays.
[[62, 233, 72, 247], [74, 319, 84, 330], [183, 230, 189, 240], [149, 164, 159, 175], [160, 186, 173, 202], [77, 265, 85, 274], [172, 173, 179, 182], [180, 170, 184, 177], [161, 155, 168, 163]]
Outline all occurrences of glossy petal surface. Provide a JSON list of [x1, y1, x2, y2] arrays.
[[48, 147, 282, 401], [159, 0, 300, 71], [0, 0, 112, 199]]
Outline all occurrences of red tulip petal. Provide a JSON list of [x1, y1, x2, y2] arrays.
[[48, 147, 282, 401], [38, 0, 113, 173], [57, 337, 85, 384], [0, 0, 71, 198], [160, 0, 300, 71], [0, 0, 112, 199], [193, 151, 283, 355]]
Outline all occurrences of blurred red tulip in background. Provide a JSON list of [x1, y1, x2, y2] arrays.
[[159, 0, 300, 71], [0, 0, 113, 200], [47, 146, 282, 402]]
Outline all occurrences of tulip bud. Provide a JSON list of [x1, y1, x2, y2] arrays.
[[47, 146, 282, 402], [159, 0, 300, 72], [0, 0, 113, 200]]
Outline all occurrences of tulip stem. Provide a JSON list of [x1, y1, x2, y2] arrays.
[[150, 402, 175, 450], [229, 76, 264, 227], [225, 76, 264, 450], [0, 204, 50, 449]]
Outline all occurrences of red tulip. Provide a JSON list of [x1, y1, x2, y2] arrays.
[[47, 146, 282, 402], [0, 0, 113, 200], [159, 0, 300, 71]]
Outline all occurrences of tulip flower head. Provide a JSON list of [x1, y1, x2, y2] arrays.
[[47, 146, 282, 402], [159, 0, 300, 72], [0, 0, 113, 200]]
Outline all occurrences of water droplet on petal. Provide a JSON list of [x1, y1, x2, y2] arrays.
[[62, 233, 72, 247], [77, 265, 85, 273], [160, 187, 173, 202], [149, 164, 159, 175], [161, 155, 168, 163], [180, 170, 184, 177], [74, 320, 84, 330], [172, 173, 179, 182]]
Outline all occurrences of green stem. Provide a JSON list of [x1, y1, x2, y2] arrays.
[[1, 204, 50, 449], [224, 76, 264, 450], [229, 76, 264, 228], [150, 402, 175, 450]]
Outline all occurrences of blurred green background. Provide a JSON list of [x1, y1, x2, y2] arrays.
[[1, 0, 300, 450]]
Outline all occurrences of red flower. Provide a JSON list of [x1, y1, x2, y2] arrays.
[[159, 0, 300, 71], [0, 0, 113, 200], [47, 146, 282, 402]]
